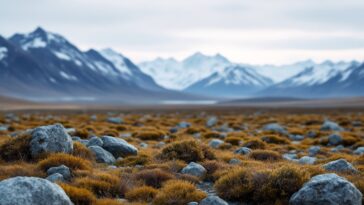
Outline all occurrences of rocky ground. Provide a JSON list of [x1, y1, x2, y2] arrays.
[[0, 109, 363, 205]]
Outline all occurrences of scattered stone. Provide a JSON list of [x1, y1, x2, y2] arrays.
[[101, 136, 138, 158], [234, 147, 252, 155], [193, 133, 201, 138], [328, 133, 343, 146], [169, 127, 179, 133], [72, 136, 81, 141], [89, 145, 116, 164], [322, 159, 358, 173], [352, 121, 362, 127], [0, 124, 8, 131], [306, 131, 317, 138], [320, 120, 344, 131], [331, 145, 345, 153], [262, 123, 288, 135], [308, 146, 321, 156], [47, 165, 71, 181], [289, 134, 305, 141], [107, 117, 123, 124], [178, 121, 191, 128], [86, 136, 103, 147], [46, 173, 65, 183], [298, 156, 316, 165], [353, 147, 364, 155], [30, 124, 73, 158], [283, 153, 298, 161], [206, 116, 218, 127], [154, 141, 166, 148], [215, 123, 234, 133], [0, 176, 73, 205], [208, 139, 224, 148], [289, 173, 362, 205], [90, 115, 97, 121], [229, 158, 241, 164], [140, 142, 148, 148], [120, 133, 132, 138], [181, 162, 207, 178], [187, 202, 198, 205], [200, 196, 229, 205]]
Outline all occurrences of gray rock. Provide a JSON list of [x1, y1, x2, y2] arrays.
[[140, 142, 148, 148], [308, 146, 321, 156], [215, 123, 234, 133], [208, 139, 224, 148], [353, 147, 364, 155], [47, 165, 71, 181], [154, 141, 166, 148], [90, 115, 97, 121], [107, 117, 123, 124], [181, 162, 207, 178], [120, 133, 132, 138], [86, 136, 103, 147], [200, 196, 228, 205], [229, 158, 241, 164], [298, 156, 316, 165], [306, 131, 317, 138], [262, 123, 288, 135], [89, 145, 116, 164], [169, 127, 179, 133], [289, 134, 305, 141], [234, 147, 252, 155], [30, 124, 73, 158], [0, 176, 73, 205], [206, 116, 218, 127], [46, 173, 65, 183], [289, 173, 362, 205], [322, 159, 358, 173], [72, 136, 81, 141], [328, 134, 343, 146], [0, 124, 8, 131], [320, 120, 344, 131], [101, 136, 137, 158], [178, 121, 191, 128], [283, 153, 298, 161], [187, 202, 198, 205], [331, 145, 345, 153]]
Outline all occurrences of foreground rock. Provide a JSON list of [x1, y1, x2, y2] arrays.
[[30, 124, 73, 158], [322, 159, 358, 173], [234, 147, 252, 155], [101, 136, 138, 158], [89, 145, 116, 164], [200, 196, 228, 205], [0, 177, 73, 205], [209, 139, 224, 148], [289, 173, 362, 205], [181, 162, 207, 178]]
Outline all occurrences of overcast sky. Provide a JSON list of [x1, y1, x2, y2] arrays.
[[1, 0, 364, 64]]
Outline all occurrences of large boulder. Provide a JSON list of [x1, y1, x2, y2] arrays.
[[0, 176, 73, 205], [101, 136, 138, 158], [289, 173, 362, 205], [89, 145, 116, 164], [30, 124, 73, 158], [322, 159, 358, 173], [200, 196, 228, 205], [181, 162, 207, 178]]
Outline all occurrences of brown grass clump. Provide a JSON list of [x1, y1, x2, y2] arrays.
[[37, 153, 92, 171], [249, 150, 282, 161], [133, 168, 174, 188], [261, 135, 290, 144], [0, 163, 44, 180], [125, 185, 159, 202], [153, 180, 206, 205], [94, 198, 125, 205], [160, 140, 215, 162], [73, 174, 122, 197], [203, 131, 221, 139], [58, 183, 96, 205], [214, 168, 254, 201], [243, 139, 267, 149], [116, 154, 151, 166], [224, 136, 242, 145], [0, 134, 32, 161], [72, 142, 94, 160], [133, 130, 165, 140]]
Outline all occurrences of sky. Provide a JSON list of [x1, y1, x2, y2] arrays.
[[1, 0, 364, 64]]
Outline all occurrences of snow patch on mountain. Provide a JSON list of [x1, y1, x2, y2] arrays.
[[0, 47, 8, 60], [59, 71, 78, 81], [99, 49, 131, 75], [53, 51, 71, 61]]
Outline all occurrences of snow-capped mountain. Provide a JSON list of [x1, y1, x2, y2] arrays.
[[0, 27, 197, 102], [139, 52, 232, 90], [184, 65, 273, 97], [259, 61, 364, 97]]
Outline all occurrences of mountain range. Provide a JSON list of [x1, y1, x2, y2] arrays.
[[0, 27, 363, 103]]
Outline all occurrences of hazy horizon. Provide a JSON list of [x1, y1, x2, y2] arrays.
[[1, 0, 364, 64]]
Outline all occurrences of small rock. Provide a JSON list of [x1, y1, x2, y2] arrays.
[[298, 156, 316, 165], [46, 173, 65, 182], [262, 123, 288, 135], [120, 133, 132, 138], [187, 202, 198, 205], [87, 136, 103, 147], [234, 147, 252, 155], [206, 116, 218, 127], [328, 133, 343, 146], [47, 165, 71, 181], [178, 121, 191, 128], [306, 131, 317, 138], [140, 142, 148, 148], [154, 141, 166, 148], [181, 162, 207, 178], [0, 177, 73, 205], [101, 136, 138, 158], [331, 145, 345, 153], [89, 145, 116, 164], [353, 147, 364, 155], [308, 146, 321, 156], [90, 115, 97, 121], [283, 153, 298, 161], [169, 127, 179, 133], [208, 139, 224, 148], [0, 124, 8, 131], [72, 136, 81, 141], [322, 159, 358, 173], [289, 173, 362, 205], [320, 120, 344, 131], [107, 117, 123, 124], [229, 158, 241, 164], [289, 134, 305, 141], [200, 196, 229, 205], [30, 124, 73, 158]]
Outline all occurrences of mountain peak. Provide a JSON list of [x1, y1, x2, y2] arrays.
[[33, 27, 47, 35]]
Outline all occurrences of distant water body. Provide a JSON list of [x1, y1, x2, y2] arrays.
[[160, 100, 217, 105]]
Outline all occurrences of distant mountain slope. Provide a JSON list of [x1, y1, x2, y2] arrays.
[[139, 52, 231, 90], [184, 65, 274, 97], [259, 61, 364, 98]]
